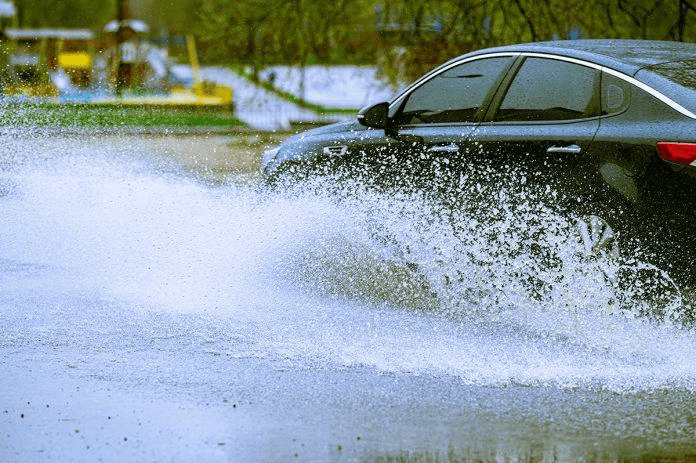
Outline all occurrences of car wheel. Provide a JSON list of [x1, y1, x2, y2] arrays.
[[574, 215, 689, 324], [575, 214, 619, 259]]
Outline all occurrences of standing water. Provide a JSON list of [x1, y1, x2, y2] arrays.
[[1, 130, 695, 462]]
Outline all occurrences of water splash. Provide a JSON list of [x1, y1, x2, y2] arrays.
[[1, 134, 695, 392]]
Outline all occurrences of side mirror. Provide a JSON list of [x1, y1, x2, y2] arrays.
[[357, 102, 389, 129]]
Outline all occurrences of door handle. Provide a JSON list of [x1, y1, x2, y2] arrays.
[[547, 144, 581, 154], [428, 143, 460, 153]]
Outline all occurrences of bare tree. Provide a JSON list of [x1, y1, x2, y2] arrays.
[[674, 0, 696, 40]]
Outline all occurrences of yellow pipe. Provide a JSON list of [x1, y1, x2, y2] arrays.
[[186, 34, 200, 84]]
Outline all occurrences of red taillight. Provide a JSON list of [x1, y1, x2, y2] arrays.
[[657, 142, 696, 166]]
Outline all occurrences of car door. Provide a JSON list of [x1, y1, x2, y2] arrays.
[[466, 56, 602, 208], [364, 55, 515, 187]]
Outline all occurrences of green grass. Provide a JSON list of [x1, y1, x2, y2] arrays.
[[0, 103, 245, 128]]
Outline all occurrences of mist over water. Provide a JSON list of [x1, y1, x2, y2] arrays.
[[2, 131, 696, 398]]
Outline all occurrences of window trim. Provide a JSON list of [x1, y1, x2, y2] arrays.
[[390, 51, 696, 122], [521, 52, 696, 119]]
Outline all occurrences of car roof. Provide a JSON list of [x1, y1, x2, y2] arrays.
[[465, 39, 696, 76]]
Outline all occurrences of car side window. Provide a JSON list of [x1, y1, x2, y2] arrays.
[[396, 57, 511, 125], [601, 73, 631, 115], [494, 57, 601, 122]]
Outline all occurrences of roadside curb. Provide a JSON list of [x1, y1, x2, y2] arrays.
[[0, 125, 299, 137]]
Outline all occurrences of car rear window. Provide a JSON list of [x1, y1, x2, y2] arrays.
[[635, 60, 696, 115], [647, 60, 696, 89]]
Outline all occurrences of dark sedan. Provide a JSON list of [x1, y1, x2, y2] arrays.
[[262, 40, 696, 311]]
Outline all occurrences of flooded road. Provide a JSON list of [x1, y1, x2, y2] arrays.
[[1, 130, 695, 462]]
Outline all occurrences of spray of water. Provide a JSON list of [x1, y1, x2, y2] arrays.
[[1, 133, 695, 392]]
